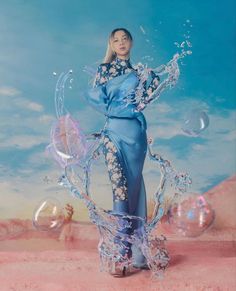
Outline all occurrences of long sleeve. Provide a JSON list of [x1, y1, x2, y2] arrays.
[[141, 70, 160, 103], [93, 64, 109, 88]]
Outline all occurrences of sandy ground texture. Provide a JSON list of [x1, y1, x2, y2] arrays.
[[0, 176, 235, 290]]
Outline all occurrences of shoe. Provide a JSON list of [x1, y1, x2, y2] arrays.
[[109, 262, 129, 277], [132, 263, 150, 270]]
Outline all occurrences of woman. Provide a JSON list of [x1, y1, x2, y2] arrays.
[[86, 28, 160, 272]]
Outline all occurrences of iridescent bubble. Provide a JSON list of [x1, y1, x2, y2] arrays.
[[167, 194, 215, 237], [32, 197, 65, 231], [182, 110, 209, 136], [47, 114, 89, 168]]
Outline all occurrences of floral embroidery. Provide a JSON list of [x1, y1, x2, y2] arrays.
[[93, 57, 160, 202], [93, 57, 160, 102], [102, 135, 128, 202]]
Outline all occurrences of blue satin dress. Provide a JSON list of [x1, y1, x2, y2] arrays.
[[86, 57, 160, 266]]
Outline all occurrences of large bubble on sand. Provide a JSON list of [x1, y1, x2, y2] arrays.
[[32, 197, 65, 231], [167, 194, 215, 237]]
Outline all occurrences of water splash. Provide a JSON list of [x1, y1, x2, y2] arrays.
[[54, 69, 73, 118], [58, 140, 191, 277], [127, 35, 193, 111], [140, 25, 146, 35], [47, 45, 193, 278]]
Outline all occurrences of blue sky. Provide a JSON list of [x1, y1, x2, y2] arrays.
[[0, 0, 235, 219]]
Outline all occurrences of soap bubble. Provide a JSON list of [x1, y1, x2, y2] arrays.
[[182, 110, 209, 136], [32, 197, 65, 231], [47, 114, 89, 168], [167, 194, 215, 237]]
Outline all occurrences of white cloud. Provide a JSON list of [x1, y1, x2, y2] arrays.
[[148, 123, 182, 139], [0, 134, 47, 149], [0, 92, 52, 149], [27, 102, 44, 112], [14, 97, 44, 112], [192, 144, 206, 151], [224, 130, 236, 141], [39, 114, 55, 124], [0, 86, 20, 96]]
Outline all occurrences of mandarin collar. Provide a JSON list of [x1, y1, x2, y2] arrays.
[[114, 56, 131, 66]]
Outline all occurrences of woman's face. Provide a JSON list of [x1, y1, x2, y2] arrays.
[[111, 30, 132, 59]]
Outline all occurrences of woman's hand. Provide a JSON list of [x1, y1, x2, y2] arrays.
[[64, 203, 74, 223]]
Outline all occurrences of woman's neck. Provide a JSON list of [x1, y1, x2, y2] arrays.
[[115, 54, 130, 61]]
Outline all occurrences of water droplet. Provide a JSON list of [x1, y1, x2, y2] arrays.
[[69, 69, 73, 74], [186, 40, 192, 47], [69, 86, 72, 89], [140, 25, 146, 34], [53, 72, 57, 76], [70, 78, 73, 83], [186, 19, 190, 23]]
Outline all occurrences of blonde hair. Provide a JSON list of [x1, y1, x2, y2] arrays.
[[103, 28, 133, 63]]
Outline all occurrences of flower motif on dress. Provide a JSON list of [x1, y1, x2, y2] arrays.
[[100, 76, 107, 84], [124, 68, 132, 74], [105, 152, 115, 163], [109, 67, 116, 74], [103, 135, 128, 202], [106, 141, 117, 152], [153, 78, 159, 86], [147, 88, 153, 96]]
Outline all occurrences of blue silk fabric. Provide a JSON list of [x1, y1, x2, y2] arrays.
[[86, 71, 147, 265]]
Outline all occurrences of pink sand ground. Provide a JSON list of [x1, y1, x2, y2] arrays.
[[0, 176, 236, 291]]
